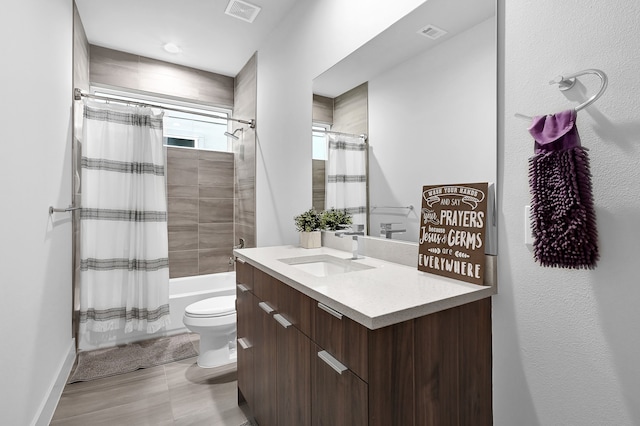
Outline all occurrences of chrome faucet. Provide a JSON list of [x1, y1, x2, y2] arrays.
[[335, 224, 365, 259], [379, 223, 406, 239]]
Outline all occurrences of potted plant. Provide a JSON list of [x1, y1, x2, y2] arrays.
[[321, 208, 353, 231], [294, 208, 324, 248]]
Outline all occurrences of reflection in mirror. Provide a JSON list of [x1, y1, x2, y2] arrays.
[[312, 0, 496, 244]]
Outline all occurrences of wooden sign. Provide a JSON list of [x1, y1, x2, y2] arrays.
[[417, 182, 488, 285]]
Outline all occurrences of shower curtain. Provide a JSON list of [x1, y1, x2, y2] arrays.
[[79, 100, 170, 337], [325, 134, 367, 228]]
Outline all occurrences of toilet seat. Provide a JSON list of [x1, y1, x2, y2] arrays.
[[183, 295, 237, 368], [185, 295, 236, 318]]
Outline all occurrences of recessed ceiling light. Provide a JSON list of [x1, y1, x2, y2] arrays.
[[163, 43, 181, 54]]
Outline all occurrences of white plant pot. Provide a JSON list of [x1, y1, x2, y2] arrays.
[[299, 231, 321, 249]]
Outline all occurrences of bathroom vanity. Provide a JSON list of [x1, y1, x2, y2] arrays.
[[234, 245, 495, 426]]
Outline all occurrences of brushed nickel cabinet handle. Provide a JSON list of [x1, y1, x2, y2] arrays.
[[273, 313, 292, 329], [318, 302, 343, 320], [238, 338, 251, 350], [236, 257, 246, 264], [258, 301, 275, 314], [317, 350, 348, 375], [237, 284, 250, 293]]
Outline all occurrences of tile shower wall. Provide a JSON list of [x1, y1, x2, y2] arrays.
[[232, 53, 257, 248], [88, 46, 257, 275], [312, 94, 333, 212], [167, 147, 235, 278]]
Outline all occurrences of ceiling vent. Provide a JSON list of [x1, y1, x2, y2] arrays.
[[417, 24, 447, 40], [225, 0, 262, 23]]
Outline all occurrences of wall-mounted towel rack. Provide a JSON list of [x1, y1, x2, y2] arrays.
[[371, 205, 414, 211], [515, 69, 608, 121], [49, 205, 80, 215], [314, 128, 368, 142]]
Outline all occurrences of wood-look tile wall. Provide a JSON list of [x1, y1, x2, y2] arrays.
[[312, 159, 326, 211], [233, 53, 257, 248], [87, 45, 257, 276], [312, 94, 334, 125], [311, 95, 333, 212], [90, 45, 235, 109], [167, 147, 235, 278], [332, 82, 368, 136]]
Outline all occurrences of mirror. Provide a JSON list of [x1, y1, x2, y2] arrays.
[[312, 0, 496, 244]]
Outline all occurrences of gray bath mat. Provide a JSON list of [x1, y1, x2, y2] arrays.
[[68, 333, 198, 383]]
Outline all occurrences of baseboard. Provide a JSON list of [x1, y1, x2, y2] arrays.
[[32, 338, 76, 426]]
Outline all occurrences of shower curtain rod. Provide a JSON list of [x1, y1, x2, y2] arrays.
[[74, 88, 256, 128], [314, 128, 368, 142]]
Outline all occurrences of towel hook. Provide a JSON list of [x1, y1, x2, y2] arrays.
[[515, 68, 608, 120]]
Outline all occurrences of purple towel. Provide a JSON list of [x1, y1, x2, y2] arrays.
[[528, 109, 599, 269]]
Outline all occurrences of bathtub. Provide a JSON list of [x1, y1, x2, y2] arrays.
[[167, 271, 236, 335], [78, 271, 236, 351]]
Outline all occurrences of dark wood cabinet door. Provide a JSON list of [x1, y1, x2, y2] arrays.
[[236, 286, 256, 408], [414, 299, 492, 426], [275, 314, 311, 426], [368, 321, 415, 426], [253, 297, 277, 426], [458, 298, 492, 426], [235, 258, 254, 291], [277, 279, 312, 337], [311, 343, 368, 426]]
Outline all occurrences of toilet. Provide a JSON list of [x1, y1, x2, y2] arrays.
[[183, 295, 237, 368]]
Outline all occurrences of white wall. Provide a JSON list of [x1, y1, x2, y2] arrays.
[[496, 0, 640, 424], [0, 0, 74, 424], [368, 17, 496, 242], [255, 0, 426, 247]]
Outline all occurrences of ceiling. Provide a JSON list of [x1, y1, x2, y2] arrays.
[[75, 0, 301, 77], [313, 0, 495, 98], [75, 0, 494, 87]]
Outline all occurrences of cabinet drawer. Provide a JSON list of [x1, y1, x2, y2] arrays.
[[253, 268, 278, 306], [235, 257, 254, 291], [312, 301, 368, 382], [276, 279, 312, 337]]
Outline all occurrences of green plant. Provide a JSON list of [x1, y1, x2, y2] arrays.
[[321, 208, 353, 231], [294, 208, 325, 232]]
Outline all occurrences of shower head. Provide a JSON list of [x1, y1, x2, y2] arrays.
[[224, 128, 243, 140]]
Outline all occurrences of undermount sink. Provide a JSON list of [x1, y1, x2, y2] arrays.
[[278, 254, 374, 277]]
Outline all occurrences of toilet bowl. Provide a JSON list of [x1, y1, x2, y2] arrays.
[[183, 295, 237, 368]]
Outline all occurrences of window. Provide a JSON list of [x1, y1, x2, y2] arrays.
[[163, 110, 229, 152], [91, 87, 233, 152], [312, 124, 330, 160]]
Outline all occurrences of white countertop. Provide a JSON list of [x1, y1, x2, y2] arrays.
[[234, 245, 496, 330]]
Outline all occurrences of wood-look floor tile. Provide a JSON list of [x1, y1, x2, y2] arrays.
[[51, 365, 170, 421], [173, 404, 249, 426], [50, 393, 174, 426], [164, 359, 239, 420], [52, 338, 250, 426]]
